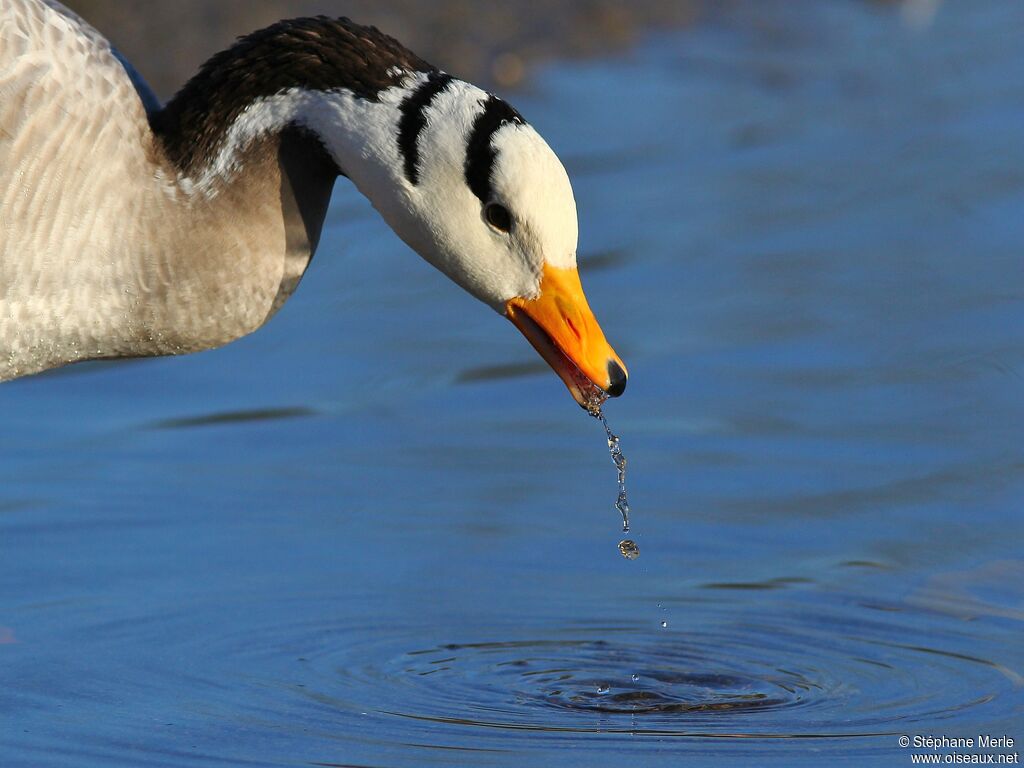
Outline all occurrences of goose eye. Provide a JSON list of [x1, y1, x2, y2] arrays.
[[484, 203, 512, 233]]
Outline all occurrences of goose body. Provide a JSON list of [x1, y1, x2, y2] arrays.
[[0, 0, 626, 406]]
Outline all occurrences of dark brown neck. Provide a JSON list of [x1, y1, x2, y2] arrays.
[[150, 16, 434, 175]]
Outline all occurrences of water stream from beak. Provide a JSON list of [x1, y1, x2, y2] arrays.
[[584, 393, 636, 559], [599, 414, 630, 533]]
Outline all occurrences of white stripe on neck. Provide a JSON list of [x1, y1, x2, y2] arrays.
[[176, 74, 432, 198]]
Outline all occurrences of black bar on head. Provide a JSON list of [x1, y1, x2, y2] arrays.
[[463, 96, 525, 204], [397, 72, 454, 184]]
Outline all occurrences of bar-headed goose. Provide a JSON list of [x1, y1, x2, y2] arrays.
[[0, 0, 627, 407]]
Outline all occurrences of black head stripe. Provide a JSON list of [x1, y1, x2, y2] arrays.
[[464, 96, 526, 204], [397, 72, 454, 184]]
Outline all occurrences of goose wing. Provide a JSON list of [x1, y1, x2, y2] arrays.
[[1, 0, 172, 378], [37, 0, 161, 114], [1, 0, 160, 292]]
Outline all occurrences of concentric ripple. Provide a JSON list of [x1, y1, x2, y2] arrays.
[[393, 636, 821, 718], [264, 597, 1019, 742], [4, 588, 1020, 766]]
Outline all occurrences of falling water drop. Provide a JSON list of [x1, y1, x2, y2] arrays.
[[660, 620, 668, 629], [631, 673, 640, 683]]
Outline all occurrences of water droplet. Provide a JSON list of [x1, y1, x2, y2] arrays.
[[596, 683, 610, 695], [660, 620, 668, 629], [631, 673, 640, 683], [618, 539, 640, 560]]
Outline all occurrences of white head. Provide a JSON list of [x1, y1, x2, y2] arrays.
[[384, 79, 577, 309], [351, 74, 628, 406]]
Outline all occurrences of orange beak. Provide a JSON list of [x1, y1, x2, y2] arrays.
[[505, 264, 627, 410]]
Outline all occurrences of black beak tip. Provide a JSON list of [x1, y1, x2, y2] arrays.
[[606, 360, 627, 397]]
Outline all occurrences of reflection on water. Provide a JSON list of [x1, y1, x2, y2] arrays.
[[150, 406, 316, 429], [2, 1, 1023, 766]]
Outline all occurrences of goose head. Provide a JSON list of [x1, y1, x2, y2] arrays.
[[366, 77, 628, 408]]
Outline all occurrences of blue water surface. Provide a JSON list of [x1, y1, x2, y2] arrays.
[[2, 1, 1023, 766]]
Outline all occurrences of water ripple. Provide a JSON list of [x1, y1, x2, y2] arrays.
[[222, 603, 1017, 743], [4, 589, 1018, 765]]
